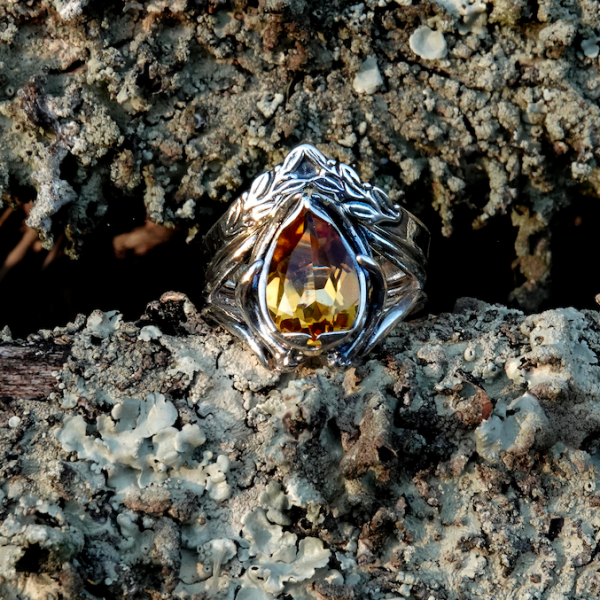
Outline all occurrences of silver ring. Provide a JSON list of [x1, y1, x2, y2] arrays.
[[203, 144, 429, 370]]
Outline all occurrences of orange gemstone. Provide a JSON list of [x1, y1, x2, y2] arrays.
[[266, 206, 360, 346]]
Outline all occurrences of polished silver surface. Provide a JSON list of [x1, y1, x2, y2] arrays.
[[203, 144, 429, 370]]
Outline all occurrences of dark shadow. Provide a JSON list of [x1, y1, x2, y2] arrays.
[[15, 543, 49, 573], [547, 194, 600, 311], [424, 205, 517, 314]]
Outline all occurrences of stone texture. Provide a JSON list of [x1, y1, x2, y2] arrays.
[[1, 293, 600, 599], [1, 0, 600, 310]]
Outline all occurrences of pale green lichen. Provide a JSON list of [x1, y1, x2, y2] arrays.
[[475, 392, 552, 462], [238, 508, 330, 598], [56, 392, 220, 499]]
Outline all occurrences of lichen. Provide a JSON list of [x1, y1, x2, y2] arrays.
[[409, 26, 448, 60], [1, 0, 600, 306], [475, 392, 552, 462], [56, 392, 220, 500], [3, 293, 600, 598]]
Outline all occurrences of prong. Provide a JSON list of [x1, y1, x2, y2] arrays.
[[238, 259, 264, 290], [356, 254, 383, 276], [326, 352, 352, 369], [236, 260, 291, 360], [330, 254, 387, 365], [362, 287, 421, 355], [277, 350, 304, 371]]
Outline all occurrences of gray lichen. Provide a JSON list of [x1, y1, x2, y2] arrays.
[[1, 0, 600, 305], [2, 292, 600, 598]]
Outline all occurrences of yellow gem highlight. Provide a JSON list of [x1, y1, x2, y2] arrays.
[[266, 206, 360, 346]]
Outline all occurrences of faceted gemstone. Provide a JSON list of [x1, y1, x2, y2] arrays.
[[266, 206, 360, 347]]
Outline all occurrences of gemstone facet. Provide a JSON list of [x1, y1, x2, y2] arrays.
[[265, 205, 360, 347]]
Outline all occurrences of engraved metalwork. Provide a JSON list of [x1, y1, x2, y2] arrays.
[[203, 144, 430, 370]]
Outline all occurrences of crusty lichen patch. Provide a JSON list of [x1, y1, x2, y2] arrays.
[[2, 293, 600, 598], [1, 0, 600, 306]]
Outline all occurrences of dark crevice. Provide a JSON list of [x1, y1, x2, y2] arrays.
[[15, 544, 49, 573], [48, 59, 86, 75], [547, 517, 564, 541], [546, 194, 600, 312], [425, 207, 517, 315], [1, 174, 599, 338], [0, 184, 207, 338], [580, 431, 600, 456]]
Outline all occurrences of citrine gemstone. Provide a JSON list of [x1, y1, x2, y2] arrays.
[[266, 206, 360, 347]]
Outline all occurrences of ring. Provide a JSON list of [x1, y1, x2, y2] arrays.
[[203, 144, 429, 370]]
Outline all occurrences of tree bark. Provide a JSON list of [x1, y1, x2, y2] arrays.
[[0, 344, 70, 401]]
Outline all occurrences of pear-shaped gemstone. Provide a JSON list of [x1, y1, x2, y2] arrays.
[[266, 206, 360, 346]]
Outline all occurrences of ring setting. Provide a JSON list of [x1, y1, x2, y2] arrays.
[[203, 144, 429, 370]]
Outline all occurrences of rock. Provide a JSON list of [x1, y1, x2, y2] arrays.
[[0, 0, 599, 310], [1, 294, 600, 598]]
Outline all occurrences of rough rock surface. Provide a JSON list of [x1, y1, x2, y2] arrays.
[[2, 292, 600, 599], [1, 0, 600, 309]]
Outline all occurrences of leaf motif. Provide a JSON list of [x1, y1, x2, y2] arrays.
[[250, 171, 271, 199], [344, 201, 382, 223], [372, 187, 400, 219], [313, 177, 344, 195], [280, 145, 303, 175], [344, 199, 402, 224], [275, 179, 310, 196], [343, 181, 370, 201], [251, 202, 276, 222], [224, 198, 243, 234], [339, 164, 362, 187], [244, 191, 273, 211]]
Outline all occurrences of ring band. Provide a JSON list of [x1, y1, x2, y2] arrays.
[[203, 144, 429, 370]]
